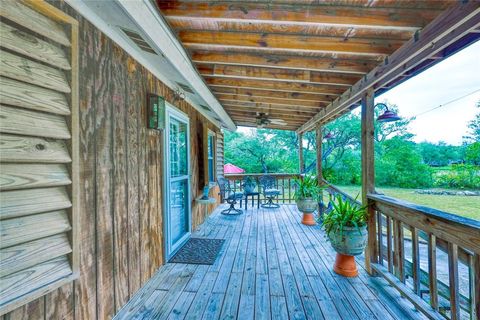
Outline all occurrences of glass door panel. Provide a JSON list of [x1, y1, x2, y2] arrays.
[[165, 108, 190, 259]]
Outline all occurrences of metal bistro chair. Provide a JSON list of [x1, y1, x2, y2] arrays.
[[217, 177, 244, 215], [259, 175, 281, 209]]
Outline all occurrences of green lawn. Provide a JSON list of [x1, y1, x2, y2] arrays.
[[335, 185, 480, 221]]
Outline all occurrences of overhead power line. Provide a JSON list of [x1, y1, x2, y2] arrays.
[[413, 88, 480, 118]]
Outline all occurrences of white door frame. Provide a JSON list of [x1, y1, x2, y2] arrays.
[[163, 102, 192, 260]]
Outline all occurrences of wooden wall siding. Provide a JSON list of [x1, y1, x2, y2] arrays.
[[0, 0, 78, 315], [0, 1, 221, 319]]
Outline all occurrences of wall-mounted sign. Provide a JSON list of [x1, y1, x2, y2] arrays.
[[147, 94, 165, 130]]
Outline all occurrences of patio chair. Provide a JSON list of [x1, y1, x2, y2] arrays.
[[217, 177, 244, 215], [259, 175, 281, 209]]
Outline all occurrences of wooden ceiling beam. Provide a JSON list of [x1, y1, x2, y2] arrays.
[[187, 44, 384, 61], [221, 100, 321, 111], [205, 78, 345, 95], [199, 64, 362, 87], [226, 111, 314, 121], [191, 51, 378, 75], [235, 123, 299, 131], [158, 2, 441, 29], [166, 18, 414, 41], [215, 94, 326, 108], [222, 102, 320, 114], [179, 31, 403, 56], [211, 87, 336, 102]]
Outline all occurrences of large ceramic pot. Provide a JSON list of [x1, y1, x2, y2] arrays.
[[327, 225, 368, 256], [295, 198, 317, 213]]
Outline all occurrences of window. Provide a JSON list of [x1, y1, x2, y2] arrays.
[[207, 132, 215, 183]]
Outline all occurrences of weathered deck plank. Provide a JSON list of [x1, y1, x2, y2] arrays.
[[115, 204, 431, 320]]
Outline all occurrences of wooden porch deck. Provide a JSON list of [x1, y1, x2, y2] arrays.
[[114, 204, 428, 320]]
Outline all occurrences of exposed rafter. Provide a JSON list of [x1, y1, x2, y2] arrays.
[[180, 31, 403, 56], [198, 65, 362, 86], [205, 78, 345, 95], [158, 2, 442, 29], [191, 51, 377, 75], [211, 87, 336, 102], [215, 94, 326, 108]]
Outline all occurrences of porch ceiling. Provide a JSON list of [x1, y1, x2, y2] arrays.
[[155, 1, 463, 131]]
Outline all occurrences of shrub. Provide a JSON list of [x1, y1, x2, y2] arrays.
[[433, 164, 480, 190]]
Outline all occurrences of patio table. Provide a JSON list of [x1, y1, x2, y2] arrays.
[[244, 191, 260, 210]]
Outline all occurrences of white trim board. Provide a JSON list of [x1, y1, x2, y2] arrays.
[[65, 0, 236, 131]]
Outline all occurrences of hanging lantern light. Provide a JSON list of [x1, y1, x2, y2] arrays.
[[375, 103, 402, 122]]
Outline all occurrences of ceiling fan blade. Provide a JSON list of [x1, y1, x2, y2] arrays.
[[270, 119, 287, 125]]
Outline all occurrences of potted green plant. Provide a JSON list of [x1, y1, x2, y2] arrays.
[[242, 176, 256, 194], [322, 194, 367, 277], [293, 175, 322, 225]]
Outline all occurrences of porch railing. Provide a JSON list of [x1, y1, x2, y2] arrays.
[[224, 173, 300, 203], [367, 193, 480, 320]]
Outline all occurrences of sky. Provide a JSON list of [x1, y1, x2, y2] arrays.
[[376, 41, 480, 145]]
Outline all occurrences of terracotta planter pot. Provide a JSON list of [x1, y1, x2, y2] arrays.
[[327, 225, 367, 277], [301, 212, 316, 226], [333, 253, 358, 277]]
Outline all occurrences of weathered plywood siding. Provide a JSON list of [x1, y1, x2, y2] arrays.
[[1, 1, 221, 319]]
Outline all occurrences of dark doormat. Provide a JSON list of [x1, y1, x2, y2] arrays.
[[169, 238, 225, 265]]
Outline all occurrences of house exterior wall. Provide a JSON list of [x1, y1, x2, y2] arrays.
[[1, 2, 221, 319]]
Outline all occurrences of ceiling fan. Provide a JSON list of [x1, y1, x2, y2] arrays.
[[255, 112, 287, 128]]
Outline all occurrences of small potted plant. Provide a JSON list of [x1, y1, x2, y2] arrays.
[[322, 194, 367, 277], [293, 175, 322, 226], [242, 176, 256, 194]]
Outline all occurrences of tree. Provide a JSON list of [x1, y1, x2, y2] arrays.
[[376, 137, 433, 188], [464, 100, 480, 142]]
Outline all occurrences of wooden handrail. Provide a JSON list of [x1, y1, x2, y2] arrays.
[[321, 179, 361, 205], [368, 193, 480, 254]]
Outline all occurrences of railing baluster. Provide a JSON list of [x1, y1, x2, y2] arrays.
[[411, 226, 421, 295], [393, 219, 405, 282], [468, 254, 478, 320], [288, 177, 292, 203], [377, 212, 383, 265], [428, 233, 439, 311], [448, 243, 460, 320], [387, 216, 393, 273], [473, 254, 480, 320]]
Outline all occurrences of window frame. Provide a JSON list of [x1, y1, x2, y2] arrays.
[[207, 130, 216, 185]]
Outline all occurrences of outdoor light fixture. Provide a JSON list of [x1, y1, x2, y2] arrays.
[[375, 103, 402, 122]]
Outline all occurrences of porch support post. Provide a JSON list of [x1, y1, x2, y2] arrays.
[[361, 88, 377, 274], [315, 125, 323, 185], [298, 132, 304, 174]]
